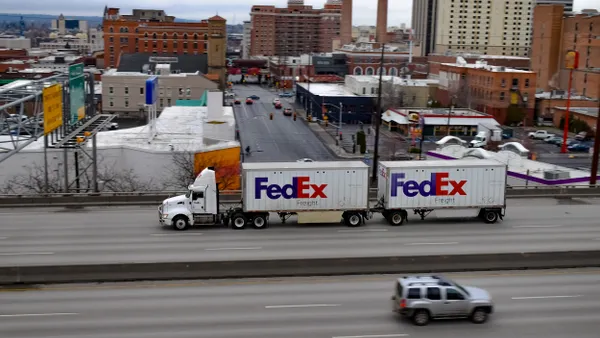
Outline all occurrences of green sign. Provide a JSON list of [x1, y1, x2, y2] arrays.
[[69, 63, 85, 125]]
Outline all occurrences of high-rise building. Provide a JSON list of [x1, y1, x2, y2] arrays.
[[102, 7, 226, 74], [434, 0, 533, 57], [535, 0, 574, 12], [249, 0, 342, 57], [376, 0, 388, 43], [531, 5, 600, 98], [411, 0, 438, 57], [242, 21, 252, 59]]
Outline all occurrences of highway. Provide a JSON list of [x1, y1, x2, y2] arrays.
[[1, 269, 599, 338], [1, 199, 600, 267], [232, 85, 336, 162]]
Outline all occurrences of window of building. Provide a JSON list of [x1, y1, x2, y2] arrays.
[[193, 42, 198, 49], [124, 99, 129, 108], [183, 42, 188, 49], [124, 87, 128, 95], [140, 87, 144, 95], [173, 33, 178, 40], [501, 79, 506, 87], [167, 98, 171, 106], [525, 78, 530, 88], [186, 88, 191, 96], [178, 88, 184, 96], [152, 33, 157, 39], [500, 92, 505, 101], [109, 98, 114, 107], [109, 87, 114, 94], [183, 33, 188, 40], [512, 78, 518, 87], [193, 33, 198, 40], [159, 98, 163, 107]]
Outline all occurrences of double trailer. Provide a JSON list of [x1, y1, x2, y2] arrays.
[[158, 160, 507, 230]]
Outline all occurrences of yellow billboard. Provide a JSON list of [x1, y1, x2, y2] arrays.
[[194, 146, 241, 190], [43, 84, 63, 135]]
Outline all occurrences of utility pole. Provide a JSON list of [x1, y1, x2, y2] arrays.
[[590, 88, 600, 185], [338, 101, 343, 134], [371, 43, 385, 182]]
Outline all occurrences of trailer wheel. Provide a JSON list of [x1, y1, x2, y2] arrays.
[[388, 211, 405, 226], [231, 213, 247, 230], [252, 214, 268, 229], [345, 212, 362, 227], [483, 210, 499, 224], [172, 216, 189, 231]]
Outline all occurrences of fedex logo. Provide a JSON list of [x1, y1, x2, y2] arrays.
[[390, 172, 467, 197], [255, 177, 328, 200]]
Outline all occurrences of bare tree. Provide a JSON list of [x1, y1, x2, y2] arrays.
[[447, 74, 472, 109], [167, 151, 241, 191], [0, 164, 63, 194], [379, 80, 407, 111], [98, 167, 158, 192]]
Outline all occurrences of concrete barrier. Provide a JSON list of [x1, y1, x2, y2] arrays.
[[1, 250, 599, 285]]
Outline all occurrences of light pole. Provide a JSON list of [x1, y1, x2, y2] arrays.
[[590, 86, 600, 185], [371, 43, 385, 182], [338, 101, 343, 134]]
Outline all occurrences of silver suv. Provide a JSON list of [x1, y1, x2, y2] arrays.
[[391, 275, 493, 326]]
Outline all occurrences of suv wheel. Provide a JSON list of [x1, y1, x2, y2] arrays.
[[470, 308, 488, 324], [412, 309, 430, 326]]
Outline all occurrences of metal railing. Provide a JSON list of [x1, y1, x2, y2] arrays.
[[1, 186, 599, 208]]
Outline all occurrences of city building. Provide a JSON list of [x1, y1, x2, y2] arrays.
[[51, 14, 89, 35], [295, 82, 375, 123], [249, 0, 342, 57], [0, 69, 60, 85], [101, 64, 219, 118], [345, 75, 439, 107], [102, 8, 226, 88], [551, 106, 599, 131], [536, 90, 599, 124], [536, 0, 574, 12], [89, 27, 105, 52], [428, 52, 531, 78], [40, 34, 96, 54], [117, 53, 209, 74], [340, 44, 427, 76], [436, 58, 537, 125], [30, 53, 83, 72], [531, 5, 600, 98], [0, 35, 31, 50], [434, 0, 533, 57], [241, 21, 252, 59], [411, 0, 438, 57], [268, 53, 349, 84]]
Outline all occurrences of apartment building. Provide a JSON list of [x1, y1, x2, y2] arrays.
[[101, 64, 218, 118], [411, 0, 438, 57], [437, 60, 537, 125], [242, 21, 252, 59], [531, 5, 600, 98], [434, 0, 533, 57], [536, 0, 573, 12], [249, 0, 342, 57], [102, 7, 226, 73]]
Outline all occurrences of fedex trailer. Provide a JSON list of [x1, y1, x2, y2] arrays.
[[375, 160, 507, 225], [159, 161, 371, 230]]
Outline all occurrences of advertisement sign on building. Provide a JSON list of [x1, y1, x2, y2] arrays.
[[145, 76, 158, 105], [68, 63, 85, 125], [43, 84, 63, 135]]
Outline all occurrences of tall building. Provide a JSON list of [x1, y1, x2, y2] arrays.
[[340, 0, 353, 45], [435, 0, 533, 57], [102, 8, 226, 72], [376, 0, 388, 43], [242, 21, 252, 59], [52, 14, 89, 35], [249, 0, 342, 57], [411, 0, 438, 56], [531, 5, 600, 98], [536, 0, 574, 12]]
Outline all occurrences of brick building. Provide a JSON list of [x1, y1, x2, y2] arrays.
[[102, 7, 227, 81], [249, 0, 342, 57], [344, 48, 427, 77], [437, 60, 537, 125], [531, 5, 600, 98], [428, 53, 531, 78]]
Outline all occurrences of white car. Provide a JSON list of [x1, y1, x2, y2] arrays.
[[273, 98, 281, 105], [528, 130, 554, 140], [296, 158, 314, 162]]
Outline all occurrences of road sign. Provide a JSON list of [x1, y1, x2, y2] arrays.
[[69, 63, 85, 125], [42, 84, 63, 135], [145, 76, 158, 105]]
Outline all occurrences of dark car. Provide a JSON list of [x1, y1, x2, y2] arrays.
[[248, 95, 260, 100], [556, 138, 577, 147], [568, 142, 591, 152], [279, 92, 294, 97], [283, 108, 293, 116]]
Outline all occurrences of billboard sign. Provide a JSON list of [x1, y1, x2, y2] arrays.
[[69, 63, 85, 125], [145, 76, 158, 105], [43, 84, 63, 135]]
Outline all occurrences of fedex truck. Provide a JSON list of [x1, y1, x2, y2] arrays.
[[375, 160, 507, 225], [159, 161, 372, 230]]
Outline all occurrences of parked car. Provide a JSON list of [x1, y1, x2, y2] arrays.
[[556, 138, 577, 147], [568, 142, 591, 152], [248, 95, 260, 100], [545, 136, 563, 145], [245, 97, 253, 104], [279, 92, 294, 97], [283, 108, 293, 116], [575, 131, 592, 141], [528, 130, 554, 140]]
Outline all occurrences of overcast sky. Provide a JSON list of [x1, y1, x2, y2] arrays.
[[3, 0, 599, 26]]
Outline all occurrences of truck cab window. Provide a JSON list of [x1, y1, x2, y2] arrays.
[[192, 192, 204, 200]]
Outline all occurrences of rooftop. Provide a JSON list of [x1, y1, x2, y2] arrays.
[[536, 91, 597, 100], [430, 52, 530, 60], [117, 53, 208, 75], [296, 83, 358, 97], [554, 106, 599, 118], [442, 57, 533, 73], [102, 68, 201, 77], [347, 75, 439, 87]]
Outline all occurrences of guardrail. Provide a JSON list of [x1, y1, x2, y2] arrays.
[[1, 185, 599, 208]]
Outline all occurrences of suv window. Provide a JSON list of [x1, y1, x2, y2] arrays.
[[407, 288, 421, 299], [446, 288, 465, 300], [396, 282, 402, 296], [426, 287, 441, 300]]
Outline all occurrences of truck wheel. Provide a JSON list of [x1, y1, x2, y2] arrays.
[[172, 216, 189, 231], [388, 211, 404, 226], [345, 213, 362, 227], [483, 210, 499, 224], [252, 214, 268, 229], [231, 214, 247, 230]]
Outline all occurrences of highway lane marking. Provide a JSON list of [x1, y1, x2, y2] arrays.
[[512, 295, 583, 300], [332, 334, 408, 338], [0, 312, 78, 318], [338, 229, 388, 233], [0, 252, 54, 256], [404, 242, 459, 246], [265, 304, 341, 309], [150, 233, 204, 237], [512, 225, 563, 228], [205, 247, 262, 251], [0, 237, 7, 240]]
